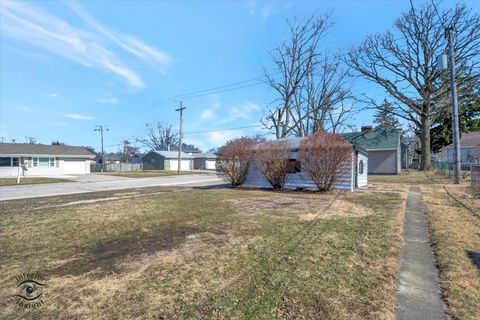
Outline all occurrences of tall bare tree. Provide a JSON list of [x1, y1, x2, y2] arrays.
[[348, 3, 480, 170], [138, 122, 179, 151], [262, 15, 333, 138]]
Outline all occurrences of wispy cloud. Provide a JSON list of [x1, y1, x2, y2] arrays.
[[63, 113, 93, 120], [66, 1, 172, 73], [95, 98, 119, 104], [47, 93, 59, 98], [0, 1, 169, 88]]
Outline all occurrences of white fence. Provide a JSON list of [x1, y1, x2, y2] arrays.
[[91, 163, 143, 172]]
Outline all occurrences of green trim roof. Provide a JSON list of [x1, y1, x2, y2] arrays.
[[341, 130, 401, 151]]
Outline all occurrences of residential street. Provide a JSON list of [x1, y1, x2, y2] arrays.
[[0, 173, 223, 201]]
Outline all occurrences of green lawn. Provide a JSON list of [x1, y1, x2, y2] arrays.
[[99, 170, 203, 178], [0, 185, 405, 319], [0, 177, 70, 186]]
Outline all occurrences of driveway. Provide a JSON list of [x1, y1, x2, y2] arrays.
[[0, 173, 223, 201]]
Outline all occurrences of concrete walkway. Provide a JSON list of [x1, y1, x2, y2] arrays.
[[396, 186, 450, 320], [0, 173, 223, 201]]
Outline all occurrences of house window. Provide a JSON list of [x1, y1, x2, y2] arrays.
[[33, 157, 55, 167], [12, 157, 19, 167], [287, 159, 301, 173], [0, 157, 11, 167], [359, 160, 364, 175], [39, 157, 50, 167]]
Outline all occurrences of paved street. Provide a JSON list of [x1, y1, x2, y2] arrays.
[[0, 173, 223, 201]]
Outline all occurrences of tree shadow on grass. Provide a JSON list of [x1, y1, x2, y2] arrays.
[[466, 250, 480, 270]]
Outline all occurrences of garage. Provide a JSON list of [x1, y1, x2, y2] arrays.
[[206, 160, 216, 170], [169, 159, 191, 171], [63, 160, 87, 174]]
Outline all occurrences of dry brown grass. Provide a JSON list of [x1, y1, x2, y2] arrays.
[[421, 184, 480, 320], [0, 177, 70, 186], [0, 186, 406, 319]]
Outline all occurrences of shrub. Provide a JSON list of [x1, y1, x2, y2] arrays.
[[255, 140, 291, 190], [298, 131, 353, 191], [216, 137, 257, 186]]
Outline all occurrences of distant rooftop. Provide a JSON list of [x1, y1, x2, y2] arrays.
[[444, 132, 480, 149]]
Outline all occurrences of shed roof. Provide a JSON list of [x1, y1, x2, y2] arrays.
[[0, 143, 95, 157], [341, 130, 401, 151]]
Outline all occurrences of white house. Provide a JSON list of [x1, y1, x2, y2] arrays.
[[0, 143, 95, 177], [244, 137, 368, 192]]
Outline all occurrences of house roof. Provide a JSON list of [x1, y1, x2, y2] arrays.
[[0, 143, 95, 157], [149, 150, 195, 159], [340, 130, 401, 151], [192, 152, 217, 159], [148, 150, 216, 159], [444, 132, 480, 149], [253, 135, 368, 154]]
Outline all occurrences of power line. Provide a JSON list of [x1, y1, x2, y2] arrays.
[[173, 76, 265, 99], [183, 124, 262, 135]]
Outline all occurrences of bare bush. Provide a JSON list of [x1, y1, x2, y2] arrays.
[[216, 137, 256, 186], [298, 132, 353, 191], [255, 140, 291, 190]]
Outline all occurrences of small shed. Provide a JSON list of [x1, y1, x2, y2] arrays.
[[244, 137, 368, 192], [141, 151, 194, 171], [342, 129, 401, 174]]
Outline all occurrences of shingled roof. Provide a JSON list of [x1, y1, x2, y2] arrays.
[[341, 130, 401, 151], [444, 132, 480, 149], [0, 143, 95, 157]]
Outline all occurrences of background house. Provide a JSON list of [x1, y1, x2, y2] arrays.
[[438, 132, 480, 164], [142, 151, 194, 171], [341, 127, 401, 174], [0, 143, 95, 177], [193, 153, 216, 170], [244, 137, 368, 192]]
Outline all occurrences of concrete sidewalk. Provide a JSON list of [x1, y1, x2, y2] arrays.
[[396, 186, 450, 320], [0, 173, 223, 201]]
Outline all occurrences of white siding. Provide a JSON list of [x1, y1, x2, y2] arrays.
[[244, 153, 355, 192]]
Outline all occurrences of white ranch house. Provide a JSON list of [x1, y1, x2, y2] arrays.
[[0, 143, 95, 177], [244, 137, 368, 192]]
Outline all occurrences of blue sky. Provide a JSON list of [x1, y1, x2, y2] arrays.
[[1, 0, 479, 153]]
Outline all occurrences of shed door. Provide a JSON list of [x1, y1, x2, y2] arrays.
[[64, 160, 86, 174], [170, 160, 190, 171]]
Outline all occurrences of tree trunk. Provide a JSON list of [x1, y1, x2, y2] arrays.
[[419, 114, 431, 171]]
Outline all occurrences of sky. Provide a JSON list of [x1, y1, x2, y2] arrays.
[[1, 0, 479, 153]]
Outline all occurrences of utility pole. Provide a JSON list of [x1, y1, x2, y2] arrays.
[[94, 125, 109, 172], [175, 101, 185, 174], [445, 26, 461, 184]]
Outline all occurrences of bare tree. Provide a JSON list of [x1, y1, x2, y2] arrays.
[[216, 137, 257, 186], [302, 53, 353, 135], [254, 140, 291, 190], [262, 15, 333, 139], [118, 139, 139, 163], [348, 2, 480, 170], [138, 122, 179, 150], [298, 131, 353, 191]]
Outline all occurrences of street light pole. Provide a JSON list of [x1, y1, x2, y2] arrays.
[[445, 26, 461, 184]]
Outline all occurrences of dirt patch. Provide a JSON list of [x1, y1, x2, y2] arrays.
[[47, 226, 202, 278], [227, 196, 373, 220]]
